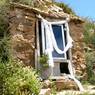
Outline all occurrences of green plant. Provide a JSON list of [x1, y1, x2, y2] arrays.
[[85, 52, 95, 84], [55, 2, 75, 15], [39, 54, 49, 69], [80, 92, 93, 95], [0, 0, 10, 63], [0, 0, 9, 37], [83, 21, 95, 47], [50, 80, 57, 95], [0, 59, 42, 95], [11, 0, 33, 6], [90, 32, 95, 47], [0, 37, 10, 63]]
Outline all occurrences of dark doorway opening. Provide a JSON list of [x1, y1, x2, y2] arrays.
[[60, 62, 70, 74], [38, 21, 43, 56]]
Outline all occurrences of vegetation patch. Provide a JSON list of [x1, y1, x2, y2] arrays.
[[85, 52, 95, 84], [0, 0, 10, 63], [11, 0, 33, 6], [39, 54, 49, 69], [83, 20, 95, 85], [0, 59, 42, 95], [55, 2, 75, 15], [83, 21, 95, 48]]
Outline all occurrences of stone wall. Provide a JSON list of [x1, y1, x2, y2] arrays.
[[69, 21, 86, 78], [9, 6, 36, 67]]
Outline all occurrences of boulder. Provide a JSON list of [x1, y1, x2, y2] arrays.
[[39, 88, 51, 95], [55, 77, 78, 91], [43, 80, 51, 88]]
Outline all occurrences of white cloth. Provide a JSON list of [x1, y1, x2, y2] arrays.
[[49, 23, 73, 54], [41, 19, 54, 67], [41, 18, 73, 67], [68, 60, 84, 91]]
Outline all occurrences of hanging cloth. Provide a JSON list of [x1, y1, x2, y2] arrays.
[[49, 22, 73, 54], [38, 14, 73, 55], [41, 19, 54, 67]]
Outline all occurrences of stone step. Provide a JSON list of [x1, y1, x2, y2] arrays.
[[50, 76, 79, 91]]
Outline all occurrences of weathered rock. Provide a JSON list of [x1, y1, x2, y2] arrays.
[[39, 88, 51, 95], [43, 80, 51, 88], [69, 21, 87, 78], [9, 8, 36, 67], [55, 78, 78, 91]]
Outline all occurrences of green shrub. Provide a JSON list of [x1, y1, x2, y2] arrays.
[[11, 0, 33, 6], [85, 52, 95, 84], [55, 2, 75, 15], [0, 37, 10, 63], [0, 60, 42, 95], [91, 33, 95, 47], [50, 81, 57, 95], [39, 54, 49, 69], [83, 21, 95, 47], [0, 0, 10, 63], [0, 0, 9, 37]]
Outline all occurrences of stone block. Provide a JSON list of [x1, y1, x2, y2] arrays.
[[43, 80, 51, 88], [39, 88, 51, 95], [55, 78, 78, 91]]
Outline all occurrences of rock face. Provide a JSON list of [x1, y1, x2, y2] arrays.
[[39, 88, 51, 95], [9, 7, 36, 66], [69, 21, 86, 78]]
